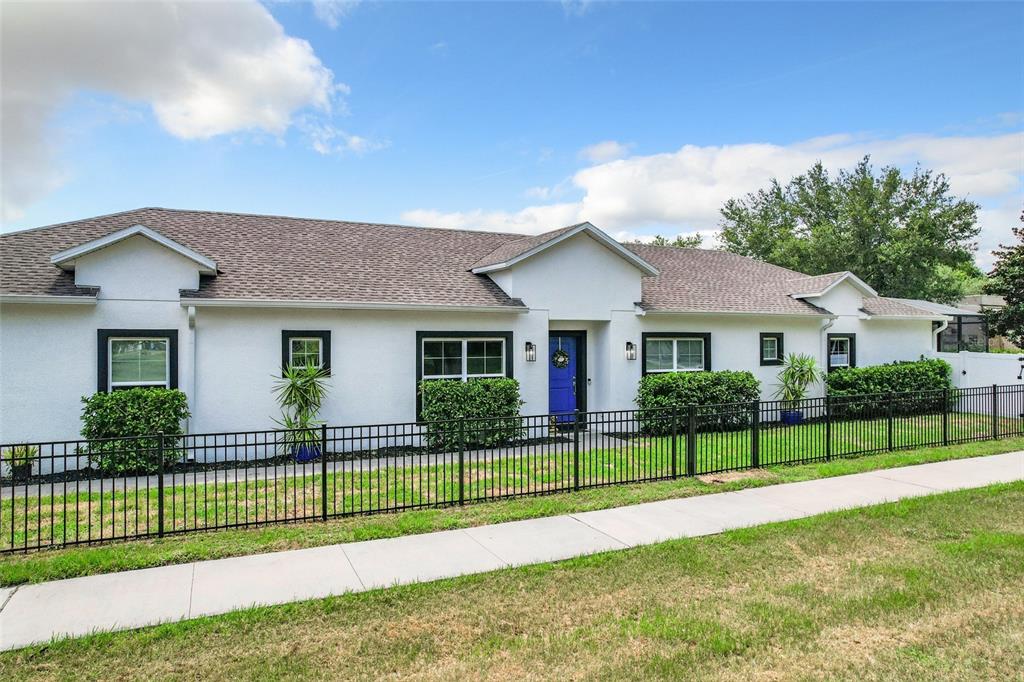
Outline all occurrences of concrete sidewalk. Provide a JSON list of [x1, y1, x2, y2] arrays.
[[2, 451, 1022, 651]]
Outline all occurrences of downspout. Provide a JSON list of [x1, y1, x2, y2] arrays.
[[819, 317, 836, 382], [187, 305, 197, 435], [932, 317, 949, 353]]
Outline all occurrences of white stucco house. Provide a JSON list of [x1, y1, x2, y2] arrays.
[[0, 207, 951, 443]]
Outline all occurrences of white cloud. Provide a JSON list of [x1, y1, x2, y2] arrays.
[[311, 0, 360, 29], [402, 203, 583, 235], [406, 130, 1023, 266], [0, 0, 345, 221], [560, 0, 594, 18], [578, 140, 631, 163], [301, 120, 387, 156]]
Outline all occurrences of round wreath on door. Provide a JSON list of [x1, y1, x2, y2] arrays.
[[551, 348, 570, 368]]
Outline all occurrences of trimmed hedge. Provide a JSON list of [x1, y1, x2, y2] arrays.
[[635, 370, 761, 434], [80, 388, 190, 474], [419, 378, 524, 450], [825, 358, 954, 418]]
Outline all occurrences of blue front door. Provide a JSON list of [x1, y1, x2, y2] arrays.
[[549, 335, 578, 421]]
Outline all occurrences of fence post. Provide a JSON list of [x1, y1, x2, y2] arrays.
[[750, 400, 760, 469], [670, 406, 678, 479], [992, 384, 999, 439], [942, 388, 949, 446], [686, 404, 697, 477], [321, 424, 328, 521], [886, 393, 894, 451], [157, 431, 165, 538], [458, 417, 465, 506], [573, 410, 580, 491], [825, 395, 832, 461]]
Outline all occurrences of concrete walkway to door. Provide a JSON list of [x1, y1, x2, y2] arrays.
[[1, 451, 1021, 651]]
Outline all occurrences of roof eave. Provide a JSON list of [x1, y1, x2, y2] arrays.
[[50, 224, 218, 275], [0, 294, 98, 305], [179, 297, 529, 314], [641, 308, 836, 318], [471, 222, 660, 276]]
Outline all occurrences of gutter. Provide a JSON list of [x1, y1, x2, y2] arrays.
[[641, 309, 837, 319], [0, 294, 97, 305], [179, 298, 529, 314]]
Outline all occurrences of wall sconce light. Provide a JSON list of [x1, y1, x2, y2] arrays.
[[625, 341, 637, 361], [525, 341, 537, 362]]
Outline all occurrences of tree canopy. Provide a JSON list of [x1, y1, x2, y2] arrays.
[[632, 234, 703, 248], [717, 157, 981, 303], [984, 212, 1024, 348]]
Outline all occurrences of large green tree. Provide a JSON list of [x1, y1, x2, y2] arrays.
[[718, 157, 981, 303], [984, 212, 1024, 348]]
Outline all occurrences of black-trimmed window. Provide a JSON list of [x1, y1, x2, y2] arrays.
[[98, 329, 178, 392], [641, 332, 711, 374], [416, 332, 513, 382], [759, 332, 784, 366], [282, 330, 331, 374], [827, 333, 856, 371]]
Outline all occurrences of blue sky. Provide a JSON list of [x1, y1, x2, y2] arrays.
[[2, 1, 1022, 264]]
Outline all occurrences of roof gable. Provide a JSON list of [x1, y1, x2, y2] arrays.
[[788, 271, 877, 299], [50, 224, 218, 275], [470, 222, 659, 276]]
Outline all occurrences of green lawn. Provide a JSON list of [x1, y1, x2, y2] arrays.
[[2, 482, 1022, 680], [2, 411, 1016, 554], [2, 434, 1022, 587]]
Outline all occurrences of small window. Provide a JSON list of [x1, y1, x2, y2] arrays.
[[289, 337, 323, 368], [281, 330, 331, 374], [97, 329, 178, 392], [422, 337, 506, 380], [760, 333, 784, 366], [642, 334, 710, 374], [827, 334, 856, 371], [110, 338, 170, 389]]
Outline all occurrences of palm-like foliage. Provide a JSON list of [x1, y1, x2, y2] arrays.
[[773, 353, 823, 406], [272, 365, 330, 449]]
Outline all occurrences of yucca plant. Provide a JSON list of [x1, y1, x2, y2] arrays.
[[773, 354, 823, 423], [3, 443, 38, 481], [272, 364, 330, 461]]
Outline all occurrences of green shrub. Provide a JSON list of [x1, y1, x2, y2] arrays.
[[80, 388, 191, 474], [635, 371, 761, 434], [825, 358, 954, 418], [419, 378, 523, 450]]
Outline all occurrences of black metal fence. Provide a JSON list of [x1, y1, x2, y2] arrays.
[[2, 383, 1022, 553]]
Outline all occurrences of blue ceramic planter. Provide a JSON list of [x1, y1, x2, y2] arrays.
[[293, 444, 322, 463], [780, 410, 804, 426]]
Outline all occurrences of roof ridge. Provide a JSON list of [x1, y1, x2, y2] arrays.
[[785, 270, 850, 282], [1, 206, 532, 240], [0, 207, 157, 237]]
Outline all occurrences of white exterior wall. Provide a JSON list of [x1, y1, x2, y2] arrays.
[[0, 301, 191, 445], [191, 307, 546, 432], [488, 233, 642, 320], [621, 313, 828, 401], [73, 235, 201, 300], [812, 281, 935, 368]]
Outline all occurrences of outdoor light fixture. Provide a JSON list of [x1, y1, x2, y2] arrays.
[[625, 341, 637, 361], [525, 341, 537, 362]]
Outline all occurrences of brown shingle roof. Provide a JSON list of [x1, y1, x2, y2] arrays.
[[0, 208, 944, 319], [624, 245, 829, 316], [470, 223, 586, 270], [861, 297, 944, 317], [0, 208, 527, 308], [786, 272, 849, 296]]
